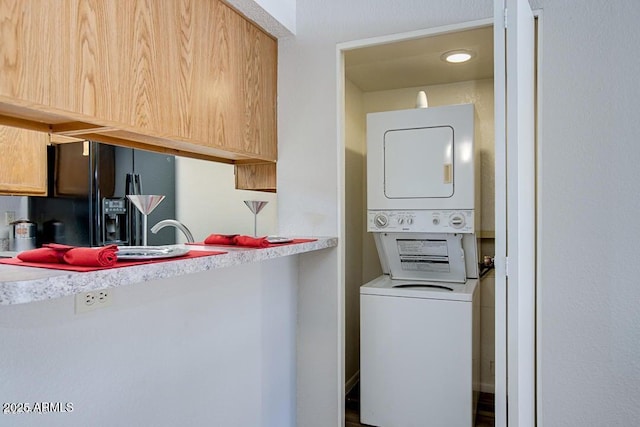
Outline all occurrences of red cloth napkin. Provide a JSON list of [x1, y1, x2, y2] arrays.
[[233, 235, 270, 248], [204, 234, 238, 245], [16, 247, 65, 263], [199, 234, 269, 247], [17, 244, 118, 267], [63, 245, 118, 267]]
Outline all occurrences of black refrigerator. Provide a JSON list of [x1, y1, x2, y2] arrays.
[[29, 141, 176, 247]]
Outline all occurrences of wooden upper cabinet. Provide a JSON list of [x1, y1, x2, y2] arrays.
[[0, 126, 48, 195], [0, 0, 277, 163]]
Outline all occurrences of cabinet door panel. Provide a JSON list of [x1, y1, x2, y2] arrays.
[[0, 126, 47, 195], [191, 1, 244, 151], [68, 1, 118, 119], [235, 163, 276, 192], [161, 0, 195, 139], [1, 1, 52, 105], [242, 21, 277, 159]]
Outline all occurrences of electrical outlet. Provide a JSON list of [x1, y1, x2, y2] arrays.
[[75, 290, 112, 314], [4, 211, 16, 225]]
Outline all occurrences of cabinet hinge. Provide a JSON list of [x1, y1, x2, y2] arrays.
[[504, 8, 508, 28], [504, 256, 509, 277]]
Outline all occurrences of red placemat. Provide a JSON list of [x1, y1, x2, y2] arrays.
[[188, 238, 317, 248], [0, 250, 226, 272]]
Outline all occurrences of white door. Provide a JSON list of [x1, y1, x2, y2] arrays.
[[384, 126, 454, 198], [494, 0, 536, 426]]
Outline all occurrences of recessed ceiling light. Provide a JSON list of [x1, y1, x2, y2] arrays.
[[441, 49, 475, 64]]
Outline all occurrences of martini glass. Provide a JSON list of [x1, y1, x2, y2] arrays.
[[243, 200, 268, 236], [127, 195, 165, 246]]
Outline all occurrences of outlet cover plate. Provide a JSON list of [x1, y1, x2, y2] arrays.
[[75, 290, 112, 314]]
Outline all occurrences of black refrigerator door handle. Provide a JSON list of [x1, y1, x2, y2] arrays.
[[125, 173, 143, 195], [134, 173, 142, 195], [125, 173, 133, 195]]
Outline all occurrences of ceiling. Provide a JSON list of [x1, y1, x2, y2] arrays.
[[344, 26, 494, 92]]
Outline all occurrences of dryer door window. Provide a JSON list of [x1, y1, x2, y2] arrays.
[[383, 126, 454, 199]]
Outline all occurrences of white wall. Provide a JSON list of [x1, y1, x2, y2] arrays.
[[535, 1, 640, 424], [0, 256, 298, 427], [175, 157, 277, 241], [253, 0, 296, 34], [225, 0, 296, 37]]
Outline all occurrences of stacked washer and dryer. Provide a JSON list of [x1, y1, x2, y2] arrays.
[[360, 103, 480, 427]]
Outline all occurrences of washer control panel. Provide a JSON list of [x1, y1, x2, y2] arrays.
[[368, 210, 474, 233]]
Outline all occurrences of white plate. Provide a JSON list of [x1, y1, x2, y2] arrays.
[[116, 245, 190, 260], [266, 236, 293, 244]]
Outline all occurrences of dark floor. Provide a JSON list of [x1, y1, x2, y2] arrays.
[[345, 383, 495, 427]]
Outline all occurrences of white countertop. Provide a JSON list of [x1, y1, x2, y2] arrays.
[[0, 238, 337, 305]]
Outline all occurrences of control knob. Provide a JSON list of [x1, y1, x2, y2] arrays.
[[374, 213, 388, 228], [449, 213, 466, 229]]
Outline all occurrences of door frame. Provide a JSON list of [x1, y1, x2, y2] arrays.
[[336, 12, 542, 426], [495, 4, 543, 425]]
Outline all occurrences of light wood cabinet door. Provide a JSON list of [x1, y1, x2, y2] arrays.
[[240, 19, 277, 160], [0, 0, 277, 162], [0, 126, 48, 195], [235, 163, 276, 192]]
